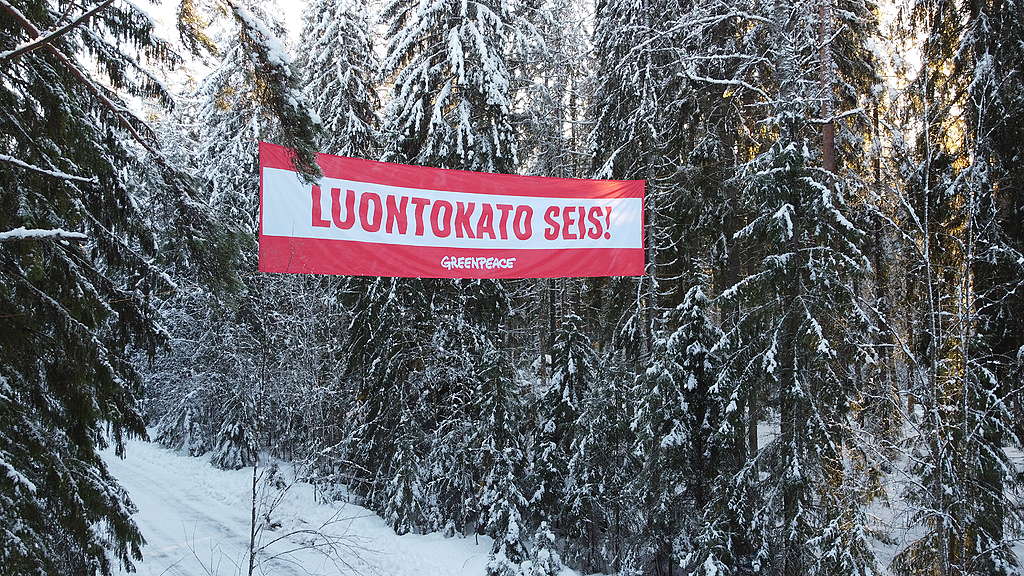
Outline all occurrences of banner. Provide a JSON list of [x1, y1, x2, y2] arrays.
[[258, 142, 645, 278]]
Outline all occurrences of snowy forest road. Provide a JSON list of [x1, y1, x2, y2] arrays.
[[102, 439, 496, 576]]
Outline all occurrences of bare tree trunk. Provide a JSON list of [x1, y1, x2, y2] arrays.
[[819, 0, 836, 175], [644, 161, 658, 358], [747, 389, 758, 455], [248, 462, 258, 576], [779, 309, 801, 576]]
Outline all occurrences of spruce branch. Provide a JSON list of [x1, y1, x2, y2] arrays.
[[0, 153, 97, 183], [0, 0, 115, 62], [0, 227, 88, 243]]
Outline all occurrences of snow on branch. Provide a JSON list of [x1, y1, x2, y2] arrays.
[[0, 0, 115, 62], [808, 107, 866, 125], [226, 1, 292, 69], [223, 0, 320, 177], [0, 0, 162, 157], [0, 227, 88, 243], [0, 154, 96, 183], [683, 69, 770, 101]]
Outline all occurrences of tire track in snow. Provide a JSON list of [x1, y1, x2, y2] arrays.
[[105, 442, 310, 576], [102, 439, 497, 576]]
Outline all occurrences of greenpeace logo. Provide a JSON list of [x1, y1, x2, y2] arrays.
[[440, 256, 518, 271]]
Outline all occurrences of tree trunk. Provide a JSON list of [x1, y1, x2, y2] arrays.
[[819, 0, 836, 175], [248, 462, 258, 576]]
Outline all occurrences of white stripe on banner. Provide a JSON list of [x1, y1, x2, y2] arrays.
[[261, 168, 643, 250]]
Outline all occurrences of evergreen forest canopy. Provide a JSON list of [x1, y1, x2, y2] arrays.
[[0, 0, 1022, 575]]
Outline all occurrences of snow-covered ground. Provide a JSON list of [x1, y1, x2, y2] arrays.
[[105, 435, 1024, 576], [101, 439, 501, 576]]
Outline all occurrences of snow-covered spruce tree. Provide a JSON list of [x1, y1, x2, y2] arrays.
[[147, 0, 323, 469], [475, 344, 530, 576], [211, 0, 321, 173], [378, 0, 530, 334], [378, 0, 529, 320], [381, 0, 528, 172], [425, 276, 525, 541], [272, 273, 370, 483], [589, 0, 688, 358], [656, 3, 775, 540], [423, 303, 499, 534], [888, 0, 1024, 571], [384, 420, 427, 534], [259, 0, 383, 485], [563, 351, 635, 573], [0, 1, 220, 573], [970, 4, 1024, 544], [339, 276, 433, 526], [206, 291, 277, 469], [585, 14, 765, 569], [152, 272, 305, 472], [521, 521, 563, 576], [195, 2, 317, 240], [631, 276, 725, 574], [971, 0, 1024, 435], [515, 0, 594, 391], [572, 4, 690, 563], [517, 0, 590, 179], [961, 0, 1024, 570], [338, 277, 513, 538], [818, 0, 896, 462], [532, 313, 597, 530], [297, 0, 379, 158], [704, 0, 883, 572], [724, 132, 880, 576], [974, 0, 1024, 398], [374, 0, 533, 553], [590, 0, 672, 181], [168, 0, 320, 260]]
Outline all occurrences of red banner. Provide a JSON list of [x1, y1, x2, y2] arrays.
[[258, 142, 645, 278]]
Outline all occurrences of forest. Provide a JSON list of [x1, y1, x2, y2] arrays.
[[1, 0, 1022, 575]]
